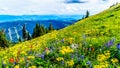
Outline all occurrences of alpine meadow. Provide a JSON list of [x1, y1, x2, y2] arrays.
[[0, 2, 120, 68]]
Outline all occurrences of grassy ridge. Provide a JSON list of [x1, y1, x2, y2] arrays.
[[0, 4, 120, 68]]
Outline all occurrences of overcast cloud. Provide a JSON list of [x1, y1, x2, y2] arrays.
[[0, 0, 119, 15]]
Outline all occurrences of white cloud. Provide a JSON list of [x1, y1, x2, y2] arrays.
[[0, 0, 119, 15]]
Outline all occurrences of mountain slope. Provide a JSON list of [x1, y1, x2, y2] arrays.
[[0, 4, 120, 68]]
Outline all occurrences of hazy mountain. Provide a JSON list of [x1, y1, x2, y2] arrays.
[[0, 15, 83, 42]]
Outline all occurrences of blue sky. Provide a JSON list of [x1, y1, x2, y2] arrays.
[[0, 0, 120, 15]]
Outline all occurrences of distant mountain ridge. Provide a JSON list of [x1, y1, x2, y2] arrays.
[[0, 15, 83, 22]]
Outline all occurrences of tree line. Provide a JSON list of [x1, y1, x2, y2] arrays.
[[20, 23, 54, 42]]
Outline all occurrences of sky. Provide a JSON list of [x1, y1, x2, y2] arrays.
[[0, 0, 120, 15]]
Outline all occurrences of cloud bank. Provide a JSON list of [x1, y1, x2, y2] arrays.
[[0, 0, 119, 15]]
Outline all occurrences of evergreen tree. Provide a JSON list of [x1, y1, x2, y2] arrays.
[[41, 24, 46, 34], [48, 23, 54, 31], [46, 28, 49, 33], [85, 10, 90, 18], [32, 23, 55, 38], [18, 37, 22, 42], [22, 24, 27, 41], [32, 23, 42, 38], [36, 23, 41, 36], [32, 27, 37, 38], [27, 32, 32, 40], [0, 30, 9, 48]]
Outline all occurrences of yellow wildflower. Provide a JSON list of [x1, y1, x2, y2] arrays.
[[28, 56, 35, 59], [97, 54, 106, 62], [104, 53, 110, 59], [111, 58, 119, 63], [67, 60, 74, 66], [60, 50, 65, 54], [99, 61, 109, 67], [60, 46, 74, 55], [104, 50, 110, 58], [56, 57, 64, 61], [21, 51, 27, 55], [3, 61, 7, 64], [14, 65, 19, 68], [89, 44, 92, 47], [69, 38, 74, 44], [94, 65, 100, 68], [100, 32, 104, 35], [6, 66, 9, 68], [94, 62, 109, 68], [29, 66, 36, 68], [13, 51, 18, 57], [3, 56, 8, 59], [19, 57, 24, 63], [73, 32, 77, 34]]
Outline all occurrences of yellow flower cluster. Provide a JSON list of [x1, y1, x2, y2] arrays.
[[19, 57, 25, 63], [14, 65, 19, 68], [66, 60, 74, 66], [29, 66, 36, 68], [104, 50, 110, 58], [94, 61, 109, 68], [21, 51, 27, 55], [28, 56, 35, 59], [68, 38, 74, 44], [56, 57, 64, 61], [95, 51, 111, 68], [60, 46, 74, 55], [97, 54, 107, 62], [3, 60, 7, 64], [97, 51, 110, 62], [111, 58, 119, 63]]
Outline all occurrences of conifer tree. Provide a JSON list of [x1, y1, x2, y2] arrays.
[[85, 10, 90, 18], [18, 37, 22, 42], [32, 27, 37, 38], [27, 32, 31, 40], [32, 23, 42, 38], [46, 28, 49, 33], [22, 24, 27, 41], [36, 23, 41, 36], [32, 23, 55, 38], [48, 23, 54, 31], [0, 30, 9, 48], [41, 24, 46, 34]]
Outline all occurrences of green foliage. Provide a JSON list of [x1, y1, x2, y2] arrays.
[[27, 32, 32, 40], [32, 23, 43, 38], [85, 10, 90, 18], [22, 24, 28, 41], [18, 37, 22, 42], [0, 30, 9, 48], [48, 23, 54, 31], [22, 24, 32, 41], [32, 23, 54, 38]]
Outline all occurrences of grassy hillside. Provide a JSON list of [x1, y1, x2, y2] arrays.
[[0, 4, 120, 68]]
